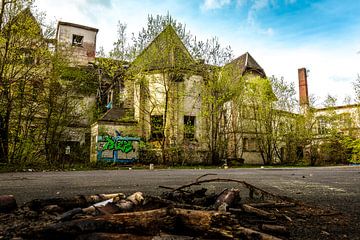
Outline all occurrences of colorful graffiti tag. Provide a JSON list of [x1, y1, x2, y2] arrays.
[[96, 135, 140, 163]]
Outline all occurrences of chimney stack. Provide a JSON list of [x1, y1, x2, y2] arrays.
[[298, 68, 309, 108]]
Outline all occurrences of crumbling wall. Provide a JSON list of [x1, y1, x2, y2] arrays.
[[57, 22, 98, 66]]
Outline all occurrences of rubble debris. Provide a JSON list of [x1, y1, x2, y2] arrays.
[[26, 193, 126, 211], [0, 195, 17, 213], [214, 188, 240, 211], [260, 224, 288, 235], [0, 176, 352, 239], [242, 204, 276, 220], [59, 192, 142, 221]]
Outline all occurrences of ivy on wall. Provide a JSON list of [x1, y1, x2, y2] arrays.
[[60, 66, 99, 96]]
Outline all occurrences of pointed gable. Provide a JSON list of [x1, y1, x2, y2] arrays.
[[8, 8, 42, 36], [131, 25, 194, 71], [225, 52, 266, 78]]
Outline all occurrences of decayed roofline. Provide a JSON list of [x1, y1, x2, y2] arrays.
[[315, 103, 360, 111], [57, 21, 99, 33]]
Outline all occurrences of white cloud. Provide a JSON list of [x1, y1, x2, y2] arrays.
[[259, 27, 274, 36], [201, 0, 231, 11], [247, 0, 270, 26], [236, 0, 248, 8], [256, 46, 360, 105], [34, 0, 359, 105]]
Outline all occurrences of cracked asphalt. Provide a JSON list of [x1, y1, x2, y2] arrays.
[[0, 166, 359, 214]]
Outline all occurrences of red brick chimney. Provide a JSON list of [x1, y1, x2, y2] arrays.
[[298, 68, 309, 107]]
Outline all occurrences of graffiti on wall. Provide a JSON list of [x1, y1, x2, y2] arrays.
[[96, 135, 140, 163]]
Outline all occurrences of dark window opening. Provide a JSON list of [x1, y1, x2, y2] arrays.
[[243, 137, 258, 152], [170, 72, 184, 82], [18, 48, 36, 65], [24, 49, 35, 64], [296, 146, 304, 160], [72, 34, 84, 46], [318, 118, 329, 135], [151, 115, 164, 139], [184, 116, 195, 140], [106, 90, 113, 109]]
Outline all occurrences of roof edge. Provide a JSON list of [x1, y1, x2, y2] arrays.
[[57, 21, 99, 32]]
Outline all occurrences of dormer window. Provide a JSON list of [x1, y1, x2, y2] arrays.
[[72, 34, 83, 46]]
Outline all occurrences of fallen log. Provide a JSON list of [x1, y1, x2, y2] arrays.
[[174, 208, 230, 232], [144, 196, 210, 211], [173, 208, 235, 239], [26, 193, 125, 211], [32, 207, 236, 239], [172, 178, 288, 202], [76, 233, 154, 240], [76, 233, 195, 240], [59, 192, 144, 221], [242, 204, 276, 220], [234, 226, 283, 240], [248, 201, 296, 208], [32, 208, 174, 239], [260, 224, 288, 235], [87, 192, 144, 214]]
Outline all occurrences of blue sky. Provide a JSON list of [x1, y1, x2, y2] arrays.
[[35, 0, 360, 105]]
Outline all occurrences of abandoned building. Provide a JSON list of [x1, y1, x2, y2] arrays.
[[3, 8, 359, 165], [56, 21, 98, 66], [54, 18, 360, 165], [87, 25, 273, 164]]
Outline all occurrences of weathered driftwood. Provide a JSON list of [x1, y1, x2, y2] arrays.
[[173, 208, 230, 231], [33, 207, 236, 239], [145, 196, 210, 211], [242, 204, 276, 219], [173, 208, 235, 239], [248, 201, 296, 208], [59, 192, 144, 221], [213, 188, 240, 211], [0, 195, 17, 212], [234, 226, 283, 240], [33, 208, 174, 239], [260, 224, 288, 235], [172, 178, 287, 201], [76, 233, 154, 240], [76, 233, 195, 240], [26, 193, 125, 211]]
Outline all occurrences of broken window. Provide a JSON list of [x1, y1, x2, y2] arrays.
[[243, 138, 258, 152], [106, 90, 113, 109], [169, 72, 184, 82], [151, 115, 164, 139], [72, 34, 84, 46], [317, 117, 330, 135], [184, 116, 195, 140], [339, 113, 352, 129]]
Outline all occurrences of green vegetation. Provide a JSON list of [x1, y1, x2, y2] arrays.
[[1, 3, 359, 170]]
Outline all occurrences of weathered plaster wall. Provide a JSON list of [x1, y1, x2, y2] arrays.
[[133, 72, 205, 145], [57, 23, 97, 66], [315, 105, 360, 136]]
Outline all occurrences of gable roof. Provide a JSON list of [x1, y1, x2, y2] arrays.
[[225, 52, 266, 77], [130, 25, 195, 71], [3, 7, 42, 36]]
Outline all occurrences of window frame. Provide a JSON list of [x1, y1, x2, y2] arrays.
[[72, 34, 84, 47], [184, 115, 196, 140], [150, 115, 164, 140]]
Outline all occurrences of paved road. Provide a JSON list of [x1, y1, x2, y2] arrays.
[[0, 166, 359, 214]]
